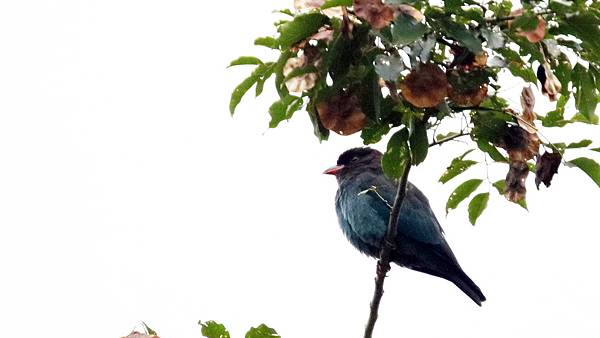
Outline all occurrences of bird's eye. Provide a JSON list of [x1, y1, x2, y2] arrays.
[[351, 156, 360, 163]]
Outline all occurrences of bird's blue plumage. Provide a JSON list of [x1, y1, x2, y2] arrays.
[[328, 147, 485, 305]]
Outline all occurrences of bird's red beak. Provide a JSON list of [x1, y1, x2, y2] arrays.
[[323, 164, 344, 176]]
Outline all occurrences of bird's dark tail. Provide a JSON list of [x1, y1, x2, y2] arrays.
[[452, 270, 486, 306]]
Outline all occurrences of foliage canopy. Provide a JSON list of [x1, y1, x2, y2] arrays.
[[230, 0, 600, 224]]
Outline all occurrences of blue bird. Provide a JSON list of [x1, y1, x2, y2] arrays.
[[324, 147, 486, 306]]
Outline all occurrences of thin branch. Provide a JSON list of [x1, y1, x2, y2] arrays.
[[364, 158, 412, 338], [358, 186, 393, 210], [485, 10, 554, 24], [429, 132, 470, 147]]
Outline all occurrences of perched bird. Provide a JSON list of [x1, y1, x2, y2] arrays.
[[324, 147, 486, 306]]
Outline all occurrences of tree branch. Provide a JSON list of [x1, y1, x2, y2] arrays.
[[429, 132, 470, 147], [363, 158, 412, 338]]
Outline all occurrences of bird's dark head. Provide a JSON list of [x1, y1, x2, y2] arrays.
[[324, 147, 382, 180]]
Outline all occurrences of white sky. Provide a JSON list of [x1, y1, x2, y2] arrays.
[[0, 1, 599, 338]]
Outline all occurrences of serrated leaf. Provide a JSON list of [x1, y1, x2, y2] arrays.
[[254, 37, 279, 49], [277, 13, 329, 49], [199, 321, 230, 338], [269, 95, 301, 128], [446, 179, 483, 214], [409, 120, 428, 165], [439, 157, 477, 183], [391, 13, 428, 45], [228, 56, 264, 67], [382, 128, 410, 179], [468, 192, 489, 225], [321, 0, 351, 9], [245, 324, 280, 338], [568, 157, 600, 188]]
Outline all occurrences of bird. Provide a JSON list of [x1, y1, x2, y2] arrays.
[[324, 147, 486, 306]]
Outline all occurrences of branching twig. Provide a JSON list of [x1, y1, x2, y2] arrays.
[[429, 132, 470, 147], [363, 158, 412, 338]]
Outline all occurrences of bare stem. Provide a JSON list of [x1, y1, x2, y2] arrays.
[[363, 159, 412, 338]]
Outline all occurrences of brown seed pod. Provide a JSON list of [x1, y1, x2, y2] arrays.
[[316, 93, 366, 135], [400, 63, 448, 108], [448, 84, 488, 107]]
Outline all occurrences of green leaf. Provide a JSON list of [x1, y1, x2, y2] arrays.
[[511, 13, 539, 31], [269, 95, 301, 128], [255, 63, 276, 97], [409, 120, 428, 165], [230, 65, 267, 115], [275, 50, 293, 99], [572, 64, 599, 123], [567, 139, 593, 148], [555, 13, 600, 63], [590, 147, 600, 152], [361, 121, 391, 145], [497, 48, 537, 83], [439, 19, 483, 53], [477, 139, 507, 162], [439, 156, 478, 183], [306, 100, 329, 141], [228, 56, 263, 67], [568, 157, 600, 188], [391, 13, 428, 45], [277, 13, 329, 49], [446, 179, 483, 214], [436, 131, 459, 141], [199, 321, 231, 338], [321, 0, 351, 9], [492, 179, 527, 210], [468, 192, 489, 225], [245, 324, 280, 338], [254, 37, 279, 49], [382, 128, 410, 179]]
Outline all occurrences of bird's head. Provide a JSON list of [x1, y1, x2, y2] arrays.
[[323, 147, 383, 180]]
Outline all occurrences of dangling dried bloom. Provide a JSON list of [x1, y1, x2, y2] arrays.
[[283, 55, 318, 93], [316, 93, 366, 135], [353, 0, 394, 29], [400, 63, 448, 108]]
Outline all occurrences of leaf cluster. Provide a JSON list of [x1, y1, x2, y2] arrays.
[[229, 0, 600, 224], [199, 321, 279, 338]]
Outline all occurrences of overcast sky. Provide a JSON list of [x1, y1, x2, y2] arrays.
[[1, 1, 599, 338]]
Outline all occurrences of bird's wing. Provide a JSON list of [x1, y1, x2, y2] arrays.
[[347, 173, 446, 246]]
